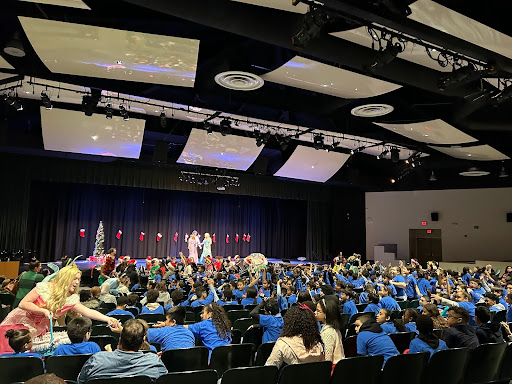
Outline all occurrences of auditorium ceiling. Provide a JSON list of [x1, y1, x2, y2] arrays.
[[1, 0, 512, 191]]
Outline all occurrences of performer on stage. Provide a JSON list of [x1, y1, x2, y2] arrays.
[[98, 248, 116, 286], [188, 233, 200, 264], [199, 233, 212, 264]]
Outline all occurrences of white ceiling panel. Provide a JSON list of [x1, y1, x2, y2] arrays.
[[18, 0, 90, 9], [19, 17, 199, 87], [0, 56, 14, 70], [41, 107, 145, 158], [177, 128, 264, 171], [374, 119, 476, 145], [261, 56, 401, 99], [230, 0, 308, 13], [331, 26, 451, 72], [274, 146, 350, 183], [409, 0, 512, 61], [429, 144, 509, 161]]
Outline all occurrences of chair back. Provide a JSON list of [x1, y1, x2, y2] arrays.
[[126, 307, 139, 317], [0, 293, 14, 307], [422, 348, 469, 384], [340, 313, 350, 338], [222, 366, 278, 384], [156, 370, 217, 384], [209, 343, 256, 378], [227, 310, 250, 324], [161, 346, 209, 373], [223, 304, 243, 312], [398, 301, 408, 310], [342, 335, 358, 358], [331, 355, 383, 384], [242, 326, 263, 348], [91, 325, 119, 342], [46, 354, 93, 381], [254, 341, 276, 366], [110, 314, 133, 324], [233, 318, 258, 336], [408, 300, 420, 308], [464, 342, 507, 384], [0, 356, 44, 384], [193, 306, 204, 322], [498, 342, 512, 382], [279, 361, 332, 384], [99, 302, 116, 312], [186, 311, 195, 322], [381, 352, 429, 384], [244, 304, 258, 311], [89, 335, 118, 351], [136, 314, 165, 324], [491, 310, 507, 323], [356, 303, 367, 312], [87, 376, 153, 384], [388, 332, 416, 353], [231, 329, 242, 344], [433, 328, 446, 339]]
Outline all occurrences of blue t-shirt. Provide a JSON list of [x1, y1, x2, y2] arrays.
[[405, 275, 417, 299], [380, 322, 398, 334], [287, 295, 297, 306], [241, 297, 262, 307], [53, 341, 101, 356], [364, 303, 380, 315], [462, 273, 472, 285], [106, 309, 135, 319], [507, 305, 512, 323], [408, 337, 447, 357], [260, 314, 284, 343], [392, 275, 406, 297], [147, 325, 195, 352], [359, 292, 369, 304], [0, 352, 42, 359], [379, 297, 400, 311], [218, 300, 239, 306], [417, 278, 431, 296], [458, 301, 476, 326], [188, 319, 231, 357], [141, 305, 164, 315], [405, 322, 418, 334], [471, 288, 485, 304], [343, 300, 358, 320], [357, 331, 399, 366], [232, 288, 246, 300]]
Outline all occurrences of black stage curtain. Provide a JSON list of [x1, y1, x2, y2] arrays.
[[26, 181, 307, 262]]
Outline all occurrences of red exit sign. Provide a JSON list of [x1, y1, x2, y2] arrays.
[[421, 221, 427, 226], [427, 230, 432, 234]]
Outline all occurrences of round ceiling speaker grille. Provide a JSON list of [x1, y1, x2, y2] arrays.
[[351, 104, 394, 117], [459, 167, 490, 177], [214, 71, 264, 91]]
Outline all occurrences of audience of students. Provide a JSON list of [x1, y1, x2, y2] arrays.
[[52, 317, 101, 356]]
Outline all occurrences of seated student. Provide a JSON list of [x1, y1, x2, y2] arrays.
[[433, 291, 476, 326], [147, 306, 195, 352], [52, 318, 101, 356], [106, 296, 135, 319], [422, 303, 448, 329], [259, 279, 272, 298], [216, 288, 238, 306], [506, 293, 512, 323], [141, 289, 165, 315], [474, 306, 504, 344], [354, 314, 399, 367], [266, 304, 324, 368], [185, 303, 231, 358], [468, 279, 485, 304], [0, 329, 41, 359], [183, 282, 215, 308], [297, 291, 311, 304], [241, 286, 263, 307], [484, 292, 506, 312], [363, 293, 381, 315], [443, 306, 479, 349], [379, 286, 401, 311], [286, 286, 297, 306], [126, 293, 140, 315], [359, 283, 375, 304], [315, 297, 345, 364], [408, 315, 447, 357], [80, 289, 101, 310], [249, 297, 284, 343], [376, 308, 398, 334], [417, 295, 430, 312], [232, 280, 247, 301], [403, 308, 418, 334], [77, 319, 167, 384], [341, 290, 358, 320]]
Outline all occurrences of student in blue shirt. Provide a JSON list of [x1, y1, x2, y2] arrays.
[[341, 290, 358, 320], [141, 289, 165, 314], [405, 271, 418, 300], [402, 308, 418, 334], [359, 283, 376, 305], [469, 279, 485, 303], [53, 317, 101, 356], [0, 329, 41, 359], [432, 291, 476, 326], [461, 267, 472, 285], [183, 284, 215, 308], [506, 293, 512, 322], [185, 303, 232, 358], [378, 286, 401, 311], [376, 309, 398, 334], [416, 271, 431, 297], [408, 315, 447, 357], [286, 286, 297, 306], [363, 293, 381, 315], [147, 306, 195, 352], [249, 297, 283, 343], [126, 293, 141, 315], [379, 274, 397, 296], [106, 296, 135, 319], [215, 288, 238, 306], [232, 280, 247, 300], [241, 286, 263, 307], [390, 269, 407, 301], [484, 292, 506, 312], [354, 314, 399, 367]]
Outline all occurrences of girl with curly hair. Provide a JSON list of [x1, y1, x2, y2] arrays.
[[422, 303, 449, 329], [186, 302, 231, 358], [265, 304, 325, 368]]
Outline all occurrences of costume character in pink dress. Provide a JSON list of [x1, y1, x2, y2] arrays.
[[188, 233, 200, 264]]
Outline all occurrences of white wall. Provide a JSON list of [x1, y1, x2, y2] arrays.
[[365, 188, 512, 262]]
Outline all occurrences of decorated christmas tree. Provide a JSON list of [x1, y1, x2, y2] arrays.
[[93, 221, 105, 256]]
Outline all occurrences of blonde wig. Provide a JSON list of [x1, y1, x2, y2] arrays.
[[47, 265, 81, 315]]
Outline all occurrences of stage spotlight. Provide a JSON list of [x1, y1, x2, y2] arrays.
[[82, 95, 99, 116], [291, 8, 332, 48], [390, 178, 396, 184], [429, 171, 437, 182], [499, 166, 508, 178], [377, 149, 389, 159], [493, 85, 512, 105], [219, 118, 232, 136], [437, 65, 480, 91], [205, 121, 213, 135], [119, 104, 129, 121], [365, 42, 402, 74], [350, 148, 355, 155], [160, 110, 167, 128], [313, 134, 324, 150], [105, 103, 113, 119], [3, 95, 23, 111], [390, 147, 399, 162], [40, 91, 52, 110]]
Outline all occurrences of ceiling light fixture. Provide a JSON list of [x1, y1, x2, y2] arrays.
[[493, 84, 512, 105], [105, 103, 113, 119], [429, 171, 437, 182], [499, 166, 509, 178], [291, 8, 333, 48], [160, 110, 167, 128], [3, 94, 23, 111], [204, 121, 213, 135], [390, 147, 400, 163], [365, 42, 402, 74], [437, 65, 481, 91], [313, 134, 324, 150], [119, 104, 129, 121], [40, 91, 52, 110], [219, 118, 232, 136], [82, 95, 99, 116]]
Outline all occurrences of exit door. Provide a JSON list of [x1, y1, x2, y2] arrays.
[[416, 237, 442, 266]]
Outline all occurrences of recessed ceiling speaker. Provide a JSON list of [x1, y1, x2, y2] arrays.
[[431, 212, 439, 221], [507, 213, 512, 223]]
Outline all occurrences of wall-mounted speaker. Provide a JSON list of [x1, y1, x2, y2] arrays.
[[431, 212, 439, 221], [507, 213, 512, 223]]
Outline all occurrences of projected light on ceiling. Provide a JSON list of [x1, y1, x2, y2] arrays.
[[274, 146, 350, 183], [41, 107, 145, 159], [177, 128, 264, 171]]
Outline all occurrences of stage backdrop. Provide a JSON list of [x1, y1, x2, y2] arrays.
[[26, 181, 307, 261]]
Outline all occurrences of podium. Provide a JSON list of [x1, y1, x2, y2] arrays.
[[0, 261, 20, 279]]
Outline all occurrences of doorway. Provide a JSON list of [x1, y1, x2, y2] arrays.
[[409, 229, 442, 266]]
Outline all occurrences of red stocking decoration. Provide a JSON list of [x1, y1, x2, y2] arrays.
[[157, 233, 163, 242], [246, 233, 251, 242], [173, 232, 178, 242], [139, 232, 145, 241], [226, 234, 230, 243], [235, 233, 239, 243], [243, 234, 246, 242], [212, 233, 216, 243], [79, 228, 85, 238], [116, 230, 122, 239]]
